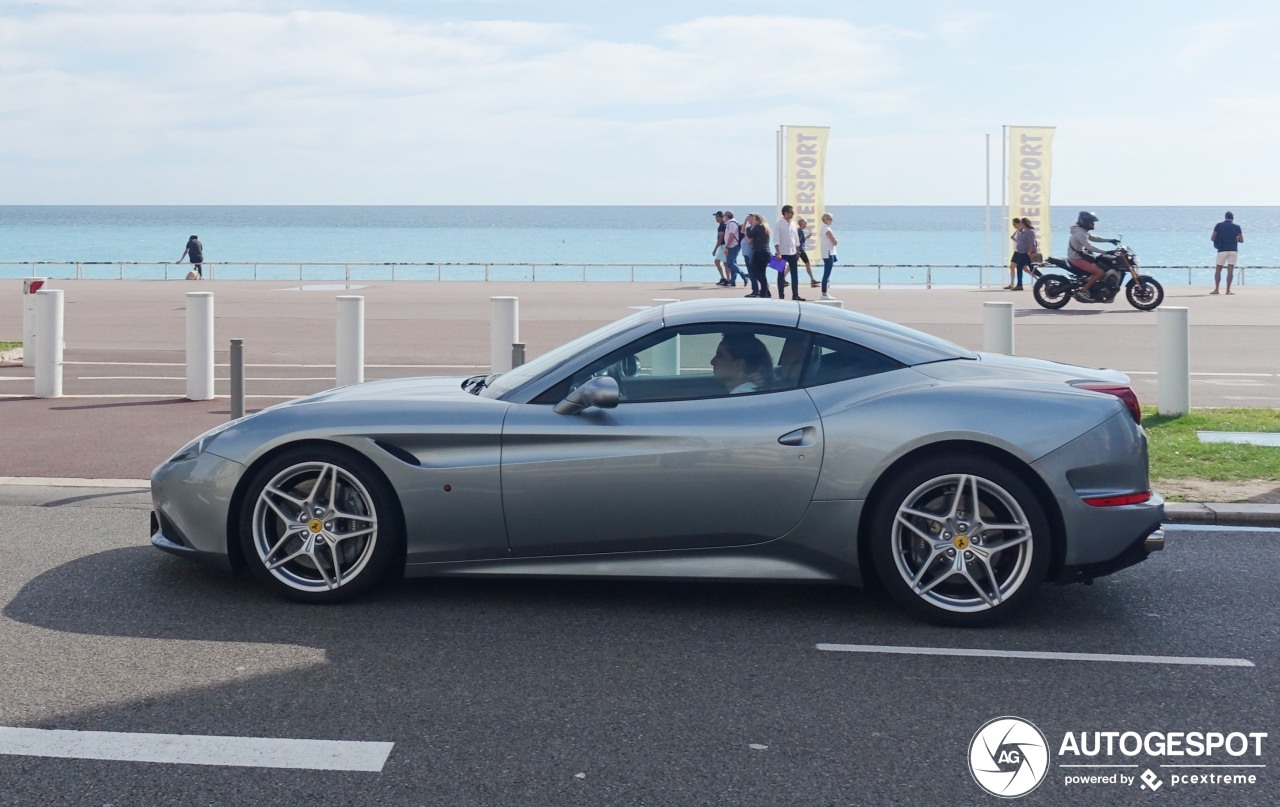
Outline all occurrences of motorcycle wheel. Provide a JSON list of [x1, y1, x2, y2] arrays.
[[1033, 275, 1071, 309], [1126, 275, 1164, 311]]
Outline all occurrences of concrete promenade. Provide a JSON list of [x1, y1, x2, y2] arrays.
[[2, 279, 1278, 518]]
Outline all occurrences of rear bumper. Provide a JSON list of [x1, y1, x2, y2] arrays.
[[1054, 517, 1164, 584]]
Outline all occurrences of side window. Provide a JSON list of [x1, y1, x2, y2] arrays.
[[533, 324, 804, 404], [802, 334, 903, 387]]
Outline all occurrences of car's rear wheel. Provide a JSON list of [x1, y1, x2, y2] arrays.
[[869, 455, 1050, 626], [239, 446, 403, 603]]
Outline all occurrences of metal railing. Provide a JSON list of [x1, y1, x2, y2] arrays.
[[0, 260, 1263, 287]]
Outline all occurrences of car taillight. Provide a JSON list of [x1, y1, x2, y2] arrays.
[[1074, 383, 1142, 424], [1083, 491, 1152, 507]]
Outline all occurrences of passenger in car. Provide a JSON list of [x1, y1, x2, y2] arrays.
[[775, 338, 810, 388], [711, 332, 774, 394]]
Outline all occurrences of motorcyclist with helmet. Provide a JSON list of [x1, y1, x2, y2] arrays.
[[1067, 211, 1119, 301]]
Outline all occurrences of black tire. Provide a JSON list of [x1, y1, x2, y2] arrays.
[[238, 445, 404, 603], [1126, 275, 1164, 311], [868, 454, 1051, 627], [1032, 275, 1071, 309]]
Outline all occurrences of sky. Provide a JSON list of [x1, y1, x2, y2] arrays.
[[1, 0, 1277, 206]]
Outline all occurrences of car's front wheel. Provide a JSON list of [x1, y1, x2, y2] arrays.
[[239, 446, 404, 603], [869, 455, 1051, 626]]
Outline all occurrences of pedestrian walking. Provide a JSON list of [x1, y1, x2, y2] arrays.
[[1211, 211, 1244, 295], [179, 235, 204, 279], [819, 213, 838, 299], [744, 213, 772, 297], [1011, 218, 1036, 290], [773, 205, 803, 301], [796, 218, 818, 288], [711, 212, 728, 285], [721, 210, 745, 288], [1004, 218, 1023, 289]]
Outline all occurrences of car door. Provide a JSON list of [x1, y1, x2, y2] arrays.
[[500, 326, 824, 557]]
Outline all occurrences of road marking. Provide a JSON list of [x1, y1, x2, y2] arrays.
[[0, 727, 393, 772], [814, 643, 1254, 667], [0, 476, 148, 488]]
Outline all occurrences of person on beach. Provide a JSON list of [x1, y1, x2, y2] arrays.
[[1211, 211, 1244, 295], [744, 213, 772, 297], [819, 213, 838, 299], [179, 235, 204, 279], [773, 205, 804, 301], [721, 210, 744, 288], [1010, 218, 1037, 290], [796, 218, 817, 288], [1004, 218, 1024, 289], [712, 212, 728, 285]]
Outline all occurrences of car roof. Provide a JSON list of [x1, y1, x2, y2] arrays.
[[660, 299, 975, 365]]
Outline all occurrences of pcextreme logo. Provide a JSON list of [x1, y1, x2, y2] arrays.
[[968, 716, 1050, 798], [968, 717, 1269, 798]]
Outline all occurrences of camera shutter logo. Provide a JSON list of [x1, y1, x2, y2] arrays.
[[969, 716, 1050, 798]]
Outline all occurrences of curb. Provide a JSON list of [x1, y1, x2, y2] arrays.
[[1162, 502, 1280, 528]]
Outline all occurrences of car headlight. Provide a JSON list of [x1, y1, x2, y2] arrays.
[[167, 416, 248, 463]]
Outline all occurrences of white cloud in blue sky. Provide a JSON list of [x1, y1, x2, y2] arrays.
[[1, 0, 1277, 205]]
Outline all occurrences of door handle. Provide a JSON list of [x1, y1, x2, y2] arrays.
[[778, 427, 815, 447]]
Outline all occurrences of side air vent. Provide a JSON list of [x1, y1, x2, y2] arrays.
[[372, 439, 422, 467]]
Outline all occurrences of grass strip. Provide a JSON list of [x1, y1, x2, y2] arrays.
[[1145, 408, 1280, 482]]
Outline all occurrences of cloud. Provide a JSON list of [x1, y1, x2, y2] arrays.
[[0, 6, 909, 202]]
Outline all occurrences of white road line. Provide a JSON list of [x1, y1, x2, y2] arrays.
[[62, 361, 484, 369], [0, 476, 149, 488], [0, 393, 297, 400], [0, 727, 393, 772], [814, 643, 1255, 667]]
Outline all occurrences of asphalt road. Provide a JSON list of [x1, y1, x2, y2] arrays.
[[1, 486, 1276, 806]]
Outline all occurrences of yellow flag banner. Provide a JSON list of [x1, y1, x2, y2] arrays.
[[1008, 126, 1055, 258], [783, 126, 830, 224]]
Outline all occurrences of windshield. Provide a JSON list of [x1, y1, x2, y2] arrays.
[[479, 308, 654, 399]]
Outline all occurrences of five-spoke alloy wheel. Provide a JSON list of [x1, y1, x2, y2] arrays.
[[239, 446, 404, 603], [870, 455, 1051, 626]]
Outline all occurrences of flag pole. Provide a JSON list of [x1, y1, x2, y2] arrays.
[[985, 133, 991, 281], [776, 127, 784, 210], [1000, 125, 1008, 274]]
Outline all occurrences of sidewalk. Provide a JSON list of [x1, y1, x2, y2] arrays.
[[3, 279, 1279, 527]]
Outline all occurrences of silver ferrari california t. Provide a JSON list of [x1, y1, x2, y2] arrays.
[[151, 299, 1163, 626]]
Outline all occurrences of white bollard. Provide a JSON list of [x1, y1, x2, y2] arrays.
[[22, 277, 48, 368], [1158, 306, 1190, 416], [336, 295, 365, 386], [33, 289, 63, 398], [186, 292, 215, 401], [490, 296, 519, 373], [983, 301, 1015, 355]]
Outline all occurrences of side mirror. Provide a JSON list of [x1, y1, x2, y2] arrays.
[[554, 376, 620, 415]]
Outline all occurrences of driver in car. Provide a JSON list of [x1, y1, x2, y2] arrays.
[[711, 332, 774, 394], [1068, 211, 1118, 301]]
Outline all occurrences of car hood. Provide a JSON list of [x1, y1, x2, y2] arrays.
[[277, 376, 477, 407], [912, 353, 1130, 386]]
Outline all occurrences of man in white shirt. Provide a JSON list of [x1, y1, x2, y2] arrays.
[[773, 205, 804, 300], [721, 210, 745, 287]]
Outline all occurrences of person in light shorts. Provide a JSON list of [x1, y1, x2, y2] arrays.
[[1211, 211, 1244, 295]]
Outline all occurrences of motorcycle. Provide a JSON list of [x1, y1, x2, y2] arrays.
[[1029, 237, 1164, 311]]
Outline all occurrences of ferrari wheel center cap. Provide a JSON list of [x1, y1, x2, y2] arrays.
[[952, 535, 970, 550], [307, 518, 324, 534]]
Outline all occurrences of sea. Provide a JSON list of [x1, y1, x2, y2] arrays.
[[2, 205, 1277, 285]]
